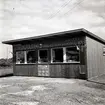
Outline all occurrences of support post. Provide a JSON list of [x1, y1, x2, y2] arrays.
[[63, 47, 66, 63], [24, 51, 27, 64]]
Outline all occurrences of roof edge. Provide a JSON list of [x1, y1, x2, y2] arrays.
[[2, 28, 83, 44], [82, 29, 105, 44], [2, 28, 105, 45]]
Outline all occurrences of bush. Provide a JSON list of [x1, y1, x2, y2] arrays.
[[0, 58, 12, 67]]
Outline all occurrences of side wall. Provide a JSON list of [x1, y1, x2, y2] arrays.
[[86, 36, 105, 79]]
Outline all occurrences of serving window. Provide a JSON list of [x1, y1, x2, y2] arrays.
[[66, 46, 80, 63], [16, 51, 25, 64], [51, 46, 80, 63], [51, 48, 63, 63], [16, 46, 80, 64], [16, 50, 37, 64], [38, 49, 48, 63], [27, 50, 37, 63]]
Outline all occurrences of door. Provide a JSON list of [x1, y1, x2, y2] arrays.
[[38, 65, 50, 77]]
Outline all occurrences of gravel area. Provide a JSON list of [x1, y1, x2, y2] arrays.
[[0, 76, 105, 105]]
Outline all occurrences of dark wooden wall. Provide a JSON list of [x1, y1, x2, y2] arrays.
[[86, 36, 105, 79], [50, 64, 86, 79], [13, 35, 85, 51], [12, 35, 87, 79], [14, 64, 38, 76], [13, 64, 86, 79]]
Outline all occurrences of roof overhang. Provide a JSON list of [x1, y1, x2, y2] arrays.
[[2, 28, 105, 45]]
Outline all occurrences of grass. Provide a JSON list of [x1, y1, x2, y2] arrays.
[[0, 67, 13, 76]]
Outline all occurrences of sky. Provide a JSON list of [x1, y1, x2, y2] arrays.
[[0, 0, 105, 58]]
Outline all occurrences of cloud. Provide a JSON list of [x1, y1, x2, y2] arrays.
[[0, 43, 12, 59], [1, 0, 105, 38], [88, 26, 105, 38], [81, 0, 105, 16], [81, 0, 105, 10]]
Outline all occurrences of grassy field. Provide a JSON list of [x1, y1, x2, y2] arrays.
[[0, 67, 13, 76], [0, 77, 105, 105]]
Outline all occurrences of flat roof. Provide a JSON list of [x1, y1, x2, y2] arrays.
[[2, 28, 105, 45]]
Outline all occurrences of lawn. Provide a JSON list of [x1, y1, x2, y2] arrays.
[[0, 67, 13, 76], [0, 77, 105, 105]]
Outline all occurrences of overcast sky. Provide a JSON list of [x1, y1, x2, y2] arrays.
[[0, 0, 105, 58]]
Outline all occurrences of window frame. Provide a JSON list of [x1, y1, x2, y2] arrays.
[[51, 46, 80, 64], [26, 50, 37, 64], [16, 50, 37, 64], [38, 49, 49, 64], [51, 47, 64, 63], [65, 46, 80, 63], [16, 51, 27, 64]]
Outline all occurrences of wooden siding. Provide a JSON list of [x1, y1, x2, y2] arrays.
[[14, 64, 38, 76], [86, 36, 105, 79], [50, 64, 86, 79], [14, 64, 86, 79]]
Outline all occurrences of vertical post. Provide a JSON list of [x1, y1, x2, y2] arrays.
[[51, 49, 53, 63], [63, 47, 66, 63], [24, 51, 27, 64], [38, 50, 40, 63]]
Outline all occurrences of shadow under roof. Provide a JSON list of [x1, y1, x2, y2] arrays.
[[2, 28, 105, 45]]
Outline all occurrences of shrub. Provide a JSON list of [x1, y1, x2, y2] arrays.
[[0, 58, 12, 67]]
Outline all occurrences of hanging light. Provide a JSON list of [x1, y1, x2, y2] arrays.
[[39, 44, 42, 48], [76, 46, 80, 50]]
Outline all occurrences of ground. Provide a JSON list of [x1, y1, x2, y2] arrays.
[[0, 76, 105, 105], [89, 75, 105, 85]]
